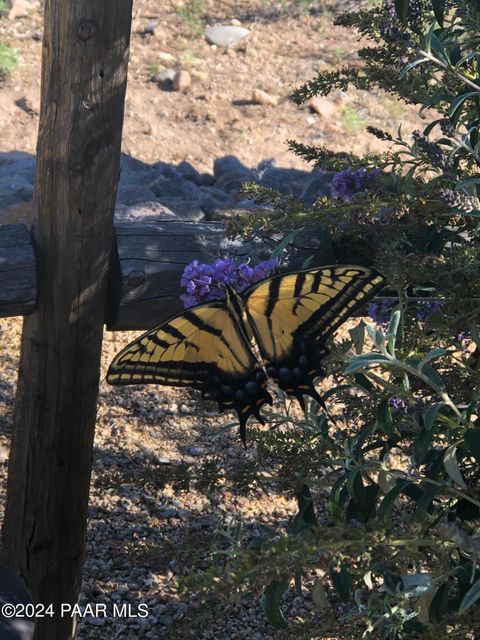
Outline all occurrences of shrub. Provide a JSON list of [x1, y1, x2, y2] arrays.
[[181, 2, 480, 638], [0, 43, 18, 77]]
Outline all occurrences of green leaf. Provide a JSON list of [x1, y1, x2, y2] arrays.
[[345, 353, 392, 375], [429, 582, 449, 621], [301, 254, 314, 269], [464, 428, 480, 465], [414, 428, 434, 466], [353, 373, 375, 393], [271, 228, 303, 259], [424, 20, 437, 54], [387, 310, 401, 356], [366, 324, 387, 351], [395, 0, 409, 23], [349, 320, 366, 355], [408, 358, 445, 391], [417, 348, 447, 372], [329, 474, 348, 516], [456, 177, 480, 188], [378, 481, 411, 530], [261, 579, 288, 629], [348, 484, 379, 523], [431, 0, 446, 26], [443, 445, 467, 490], [399, 57, 429, 80], [459, 578, 480, 614], [449, 92, 480, 125], [291, 484, 318, 533], [411, 486, 441, 523], [429, 33, 450, 65], [312, 578, 330, 609], [330, 564, 351, 602], [424, 403, 445, 431], [377, 399, 395, 438], [377, 469, 397, 494]]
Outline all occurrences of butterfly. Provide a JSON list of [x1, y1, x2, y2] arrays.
[[107, 265, 386, 443]]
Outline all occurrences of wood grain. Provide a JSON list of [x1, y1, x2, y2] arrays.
[[2, 2, 133, 639]]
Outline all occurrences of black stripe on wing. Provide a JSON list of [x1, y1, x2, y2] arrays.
[[107, 299, 273, 444]]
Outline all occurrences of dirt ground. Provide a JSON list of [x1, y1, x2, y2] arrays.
[[0, 0, 419, 172]]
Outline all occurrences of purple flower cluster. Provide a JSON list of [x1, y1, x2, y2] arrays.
[[330, 167, 381, 202], [180, 257, 279, 308], [389, 396, 408, 413], [412, 131, 449, 172], [438, 187, 474, 213], [368, 300, 392, 327]]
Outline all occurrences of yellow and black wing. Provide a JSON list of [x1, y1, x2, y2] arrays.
[[243, 265, 386, 407], [107, 302, 272, 443]]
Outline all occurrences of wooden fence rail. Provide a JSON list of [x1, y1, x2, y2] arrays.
[[0, 220, 337, 330], [0, 221, 446, 333]]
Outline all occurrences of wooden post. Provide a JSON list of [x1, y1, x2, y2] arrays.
[[2, 2, 133, 639]]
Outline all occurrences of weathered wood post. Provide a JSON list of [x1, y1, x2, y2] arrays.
[[2, 2, 133, 638]]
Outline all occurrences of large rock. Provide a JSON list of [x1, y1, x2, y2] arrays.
[[150, 174, 197, 199], [258, 166, 310, 195], [115, 201, 177, 222], [116, 184, 157, 206], [205, 24, 250, 47], [300, 171, 334, 206], [152, 198, 205, 222], [0, 176, 34, 209]]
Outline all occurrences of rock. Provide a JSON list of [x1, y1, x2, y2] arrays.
[[300, 170, 334, 206], [172, 70, 191, 92], [114, 201, 177, 222], [153, 198, 204, 222], [159, 508, 178, 519], [213, 173, 253, 197], [258, 167, 309, 195], [0, 154, 35, 181], [155, 68, 176, 89], [157, 51, 175, 63], [205, 24, 250, 47], [0, 175, 34, 210], [176, 160, 203, 185], [187, 446, 205, 457], [116, 184, 157, 205], [150, 174, 197, 199], [195, 186, 233, 216], [213, 155, 254, 179], [307, 95, 338, 119], [143, 21, 158, 36], [84, 617, 105, 627], [251, 88, 278, 107]]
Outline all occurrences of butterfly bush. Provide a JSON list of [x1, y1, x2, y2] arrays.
[[380, 0, 427, 42], [180, 258, 279, 308], [184, 3, 480, 638], [330, 167, 381, 201]]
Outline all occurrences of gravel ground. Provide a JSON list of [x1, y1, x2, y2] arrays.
[[1, 317, 327, 639]]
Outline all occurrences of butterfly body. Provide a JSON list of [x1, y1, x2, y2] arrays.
[[107, 265, 386, 443]]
